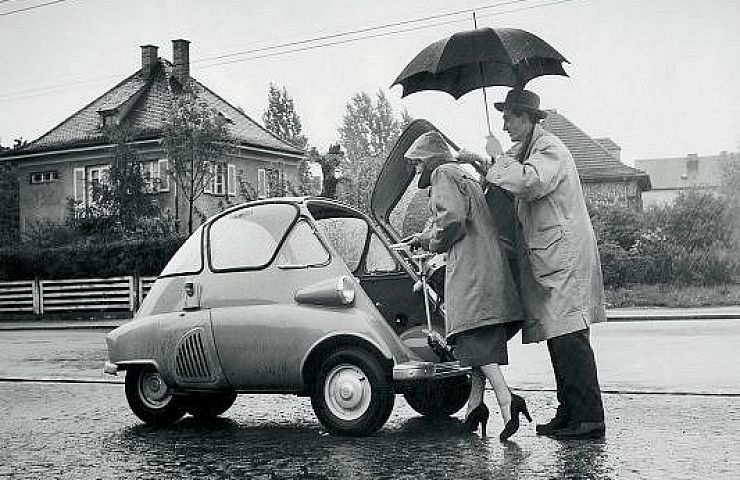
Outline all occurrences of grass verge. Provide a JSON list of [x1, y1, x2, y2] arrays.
[[605, 284, 740, 308]]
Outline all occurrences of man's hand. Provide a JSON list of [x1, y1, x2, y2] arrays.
[[485, 134, 503, 158]]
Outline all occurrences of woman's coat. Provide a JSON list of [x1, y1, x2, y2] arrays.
[[417, 163, 525, 339], [486, 124, 607, 343]]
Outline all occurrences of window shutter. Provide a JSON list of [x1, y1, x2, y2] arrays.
[[73, 167, 86, 205], [258, 168, 266, 198], [158, 159, 169, 192], [227, 164, 236, 196], [203, 163, 213, 194]]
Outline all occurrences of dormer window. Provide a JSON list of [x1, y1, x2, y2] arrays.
[[98, 108, 119, 128]]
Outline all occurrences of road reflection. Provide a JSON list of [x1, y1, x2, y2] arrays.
[[108, 414, 612, 479]]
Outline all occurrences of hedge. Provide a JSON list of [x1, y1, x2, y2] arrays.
[[0, 235, 186, 280]]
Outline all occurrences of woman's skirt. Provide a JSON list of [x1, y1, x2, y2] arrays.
[[448, 323, 521, 367]]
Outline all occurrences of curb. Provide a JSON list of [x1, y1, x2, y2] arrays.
[[1, 312, 739, 331]]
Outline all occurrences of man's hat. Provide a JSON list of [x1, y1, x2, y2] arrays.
[[494, 89, 548, 120], [404, 131, 452, 162]]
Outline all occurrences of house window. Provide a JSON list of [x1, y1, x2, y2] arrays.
[[30, 171, 58, 184], [137, 159, 169, 193], [257, 166, 284, 199], [214, 163, 225, 195], [205, 162, 235, 196], [73, 165, 110, 209]]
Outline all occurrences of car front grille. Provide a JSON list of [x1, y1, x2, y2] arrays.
[[175, 328, 212, 381]]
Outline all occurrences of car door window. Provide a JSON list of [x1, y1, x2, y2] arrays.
[[160, 226, 203, 277], [365, 233, 398, 273], [275, 220, 330, 267], [209, 203, 297, 270], [315, 217, 368, 272]]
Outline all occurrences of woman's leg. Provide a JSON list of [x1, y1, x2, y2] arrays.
[[466, 367, 486, 417], [480, 363, 512, 423]]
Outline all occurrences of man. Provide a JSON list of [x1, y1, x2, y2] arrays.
[[467, 89, 607, 439]]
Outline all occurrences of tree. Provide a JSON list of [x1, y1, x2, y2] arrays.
[[337, 90, 405, 212], [263, 83, 308, 150], [87, 125, 159, 231], [162, 87, 232, 234], [262, 83, 313, 195]]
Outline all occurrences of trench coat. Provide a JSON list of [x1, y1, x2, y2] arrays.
[[416, 163, 525, 339], [486, 124, 607, 343]]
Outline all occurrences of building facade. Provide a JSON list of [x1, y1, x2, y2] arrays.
[[0, 40, 304, 234], [541, 110, 651, 211], [635, 151, 739, 207]]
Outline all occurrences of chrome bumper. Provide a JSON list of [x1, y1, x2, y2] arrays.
[[103, 361, 118, 376], [393, 361, 470, 381]]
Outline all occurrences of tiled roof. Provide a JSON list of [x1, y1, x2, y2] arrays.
[[12, 60, 303, 156], [541, 110, 650, 189]]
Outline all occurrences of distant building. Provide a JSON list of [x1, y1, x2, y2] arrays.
[[541, 110, 651, 210], [0, 40, 304, 234], [635, 151, 740, 207]]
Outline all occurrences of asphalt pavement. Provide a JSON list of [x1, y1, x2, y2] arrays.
[[1, 305, 739, 331], [1, 312, 740, 478]]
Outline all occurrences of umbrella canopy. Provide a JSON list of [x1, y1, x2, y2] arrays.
[[393, 27, 569, 99]]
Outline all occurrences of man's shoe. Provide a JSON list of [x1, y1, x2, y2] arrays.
[[535, 411, 569, 436], [548, 421, 605, 439]]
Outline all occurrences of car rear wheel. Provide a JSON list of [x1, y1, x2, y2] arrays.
[[124, 365, 186, 426], [310, 348, 394, 436], [184, 392, 237, 419], [404, 375, 471, 417]]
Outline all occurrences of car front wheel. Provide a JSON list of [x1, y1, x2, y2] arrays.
[[310, 348, 394, 436], [124, 365, 186, 426], [184, 392, 237, 419]]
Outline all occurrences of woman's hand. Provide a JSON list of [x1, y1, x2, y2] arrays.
[[456, 149, 490, 175]]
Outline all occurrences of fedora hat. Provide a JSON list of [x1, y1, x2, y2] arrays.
[[404, 131, 453, 162], [494, 89, 548, 120]]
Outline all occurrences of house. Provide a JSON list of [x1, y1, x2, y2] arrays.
[[0, 40, 304, 234], [635, 151, 740, 207], [541, 110, 651, 210]]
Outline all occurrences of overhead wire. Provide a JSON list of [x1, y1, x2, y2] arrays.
[[0, 0, 578, 101], [197, 0, 578, 69], [0, 0, 73, 17]]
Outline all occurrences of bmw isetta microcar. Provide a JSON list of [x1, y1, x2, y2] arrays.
[[104, 120, 472, 436]]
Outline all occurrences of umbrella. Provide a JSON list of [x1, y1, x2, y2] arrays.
[[392, 27, 568, 131]]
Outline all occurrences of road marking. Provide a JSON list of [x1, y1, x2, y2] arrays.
[[0, 376, 122, 385]]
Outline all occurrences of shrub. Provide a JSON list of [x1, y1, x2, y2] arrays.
[[0, 235, 186, 280]]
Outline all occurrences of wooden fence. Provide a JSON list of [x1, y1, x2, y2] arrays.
[[0, 276, 157, 315]]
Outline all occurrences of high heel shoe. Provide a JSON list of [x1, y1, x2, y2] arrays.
[[462, 402, 490, 436], [499, 393, 532, 442]]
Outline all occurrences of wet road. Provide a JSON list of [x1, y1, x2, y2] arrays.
[[1, 320, 740, 478], [3, 320, 740, 394], [2, 382, 739, 479]]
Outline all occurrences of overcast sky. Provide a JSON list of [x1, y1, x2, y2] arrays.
[[1, 0, 738, 165]]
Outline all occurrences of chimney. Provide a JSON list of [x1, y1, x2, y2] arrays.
[[172, 39, 190, 85], [140, 45, 158, 79]]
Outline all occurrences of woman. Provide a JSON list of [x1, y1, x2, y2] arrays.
[[405, 131, 530, 440]]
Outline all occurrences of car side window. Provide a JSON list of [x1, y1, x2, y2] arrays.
[[275, 220, 330, 268], [160, 226, 203, 276], [365, 233, 399, 273], [315, 217, 368, 272], [209, 203, 297, 270]]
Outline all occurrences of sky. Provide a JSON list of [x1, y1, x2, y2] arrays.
[[1, 0, 739, 166]]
